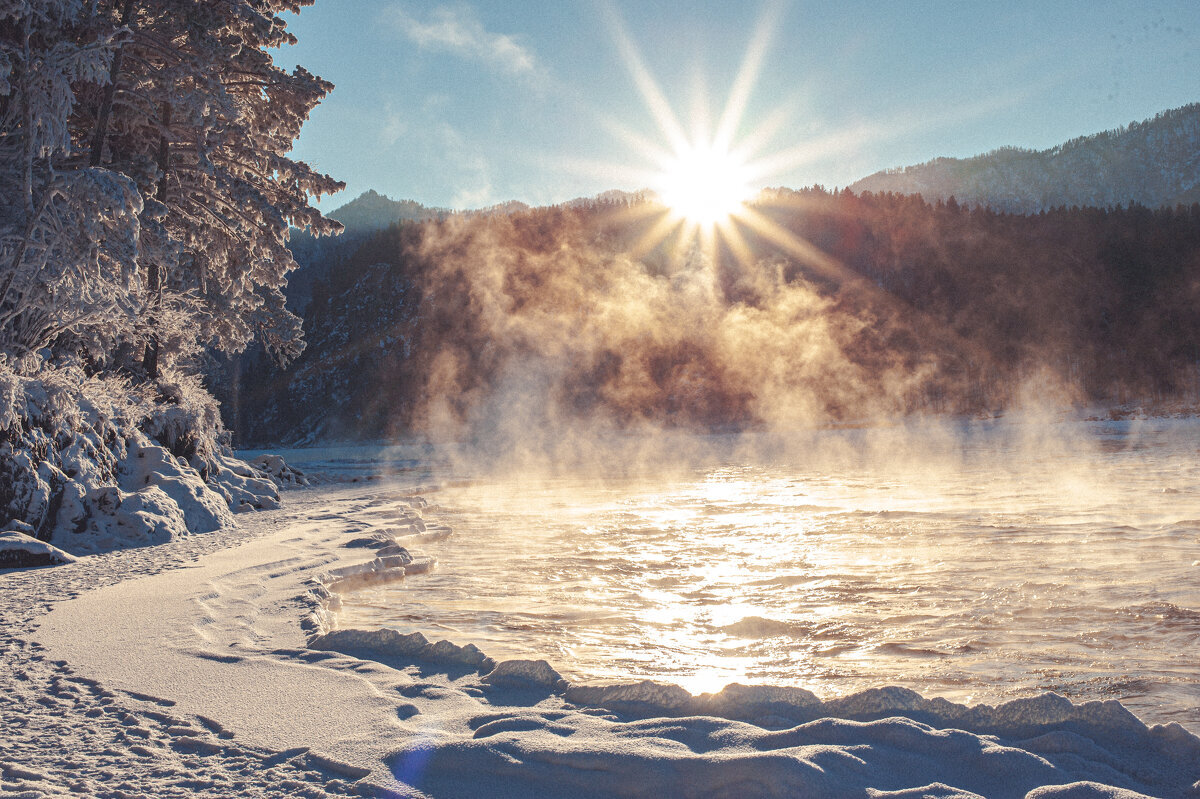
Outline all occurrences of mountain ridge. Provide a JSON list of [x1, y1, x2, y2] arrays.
[[848, 103, 1200, 213], [326, 188, 449, 232]]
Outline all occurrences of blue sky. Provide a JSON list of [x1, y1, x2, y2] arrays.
[[274, 1, 1200, 212]]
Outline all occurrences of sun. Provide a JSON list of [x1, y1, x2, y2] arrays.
[[657, 141, 754, 226], [575, 2, 867, 282]]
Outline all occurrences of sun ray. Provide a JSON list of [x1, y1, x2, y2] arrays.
[[716, 212, 757, 272], [594, 115, 676, 169], [697, 217, 719, 261], [742, 122, 894, 183], [687, 71, 713, 147], [545, 155, 661, 190], [601, 2, 691, 155], [628, 209, 685, 260], [713, 1, 783, 153], [735, 204, 855, 283]]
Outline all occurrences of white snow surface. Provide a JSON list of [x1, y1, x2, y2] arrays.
[[3, 479, 1198, 798]]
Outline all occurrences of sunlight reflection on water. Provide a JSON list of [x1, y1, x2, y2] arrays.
[[322, 419, 1200, 730]]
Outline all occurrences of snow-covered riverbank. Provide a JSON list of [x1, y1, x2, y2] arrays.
[[4, 478, 1200, 798]]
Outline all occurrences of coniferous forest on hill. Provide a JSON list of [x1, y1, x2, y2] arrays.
[[226, 189, 1200, 446]]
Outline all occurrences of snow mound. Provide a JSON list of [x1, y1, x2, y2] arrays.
[[1022, 783, 1158, 799], [119, 436, 234, 532], [391, 704, 1200, 799], [482, 659, 567, 692], [0, 530, 78, 568], [50, 433, 239, 555], [561, 678, 1195, 756], [207, 455, 282, 513], [247, 453, 309, 488], [308, 627, 494, 672], [311, 618, 1200, 797], [389, 689, 1200, 799]]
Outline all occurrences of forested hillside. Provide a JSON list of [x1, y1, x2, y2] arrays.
[[285, 190, 446, 313], [850, 104, 1200, 213], [226, 190, 1200, 446]]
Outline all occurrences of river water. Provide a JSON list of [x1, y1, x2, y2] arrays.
[[314, 419, 1200, 730]]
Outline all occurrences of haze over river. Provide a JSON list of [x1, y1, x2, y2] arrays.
[[294, 418, 1200, 732]]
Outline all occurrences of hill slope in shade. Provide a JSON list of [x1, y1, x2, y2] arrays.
[[850, 104, 1200, 213], [227, 192, 1200, 446], [326, 189, 448, 232], [286, 191, 447, 312]]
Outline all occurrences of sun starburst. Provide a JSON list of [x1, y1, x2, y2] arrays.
[[548, 2, 882, 289], [657, 140, 754, 226]]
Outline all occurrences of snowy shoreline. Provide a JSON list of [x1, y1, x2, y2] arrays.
[[5, 478, 1200, 798]]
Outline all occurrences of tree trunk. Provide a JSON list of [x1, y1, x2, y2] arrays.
[[142, 100, 170, 380], [88, 0, 136, 168]]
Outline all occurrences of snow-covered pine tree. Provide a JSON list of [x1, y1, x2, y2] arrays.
[[77, 0, 343, 374], [0, 0, 144, 362], [2, 0, 341, 372], [0, 0, 339, 549]]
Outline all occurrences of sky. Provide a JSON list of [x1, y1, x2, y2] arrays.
[[273, 1, 1200, 213]]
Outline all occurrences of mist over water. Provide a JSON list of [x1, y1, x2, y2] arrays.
[[331, 418, 1200, 732]]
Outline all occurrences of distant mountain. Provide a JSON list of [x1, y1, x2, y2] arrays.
[[462, 199, 531, 217], [286, 191, 447, 312], [850, 104, 1200, 213], [326, 189, 448, 233]]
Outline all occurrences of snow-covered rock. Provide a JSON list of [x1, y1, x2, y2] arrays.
[[119, 436, 234, 533], [248, 453, 309, 488], [1, 359, 306, 565], [0, 530, 77, 568], [208, 455, 282, 513]]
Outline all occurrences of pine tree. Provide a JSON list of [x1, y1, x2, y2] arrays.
[[0, 0, 341, 374], [0, 0, 143, 361]]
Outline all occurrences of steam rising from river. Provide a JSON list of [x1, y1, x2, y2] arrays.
[[330, 419, 1200, 731], [408, 205, 954, 470]]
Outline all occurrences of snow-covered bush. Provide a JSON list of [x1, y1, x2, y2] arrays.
[[1, 355, 135, 536], [0, 354, 284, 555], [142, 369, 225, 462]]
